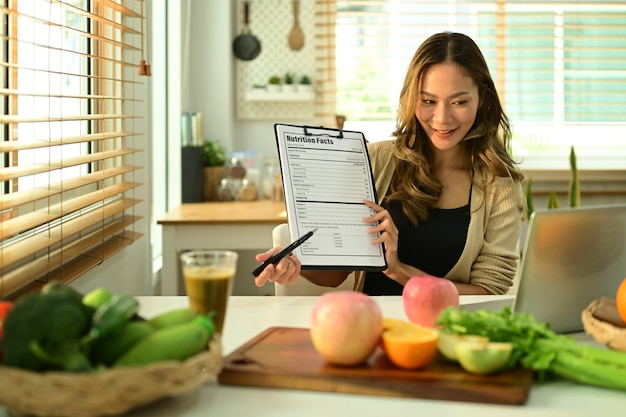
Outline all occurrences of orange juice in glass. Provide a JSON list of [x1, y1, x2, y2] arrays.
[[180, 250, 238, 334]]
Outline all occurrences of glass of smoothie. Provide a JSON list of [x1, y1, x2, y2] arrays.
[[180, 250, 238, 334]]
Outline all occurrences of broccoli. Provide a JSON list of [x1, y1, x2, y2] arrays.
[[1, 282, 95, 372]]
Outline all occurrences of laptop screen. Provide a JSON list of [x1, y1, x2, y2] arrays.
[[512, 204, 626, 334]]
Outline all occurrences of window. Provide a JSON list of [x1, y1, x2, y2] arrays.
[[0, 0, 145, 298], [329, 0, 626, 167]]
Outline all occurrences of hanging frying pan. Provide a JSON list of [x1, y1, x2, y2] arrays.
[[233, 1, 261, 61]]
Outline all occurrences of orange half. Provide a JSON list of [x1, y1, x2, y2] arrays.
[[617, 277, 626, 323], [381, 317, 439, 370]]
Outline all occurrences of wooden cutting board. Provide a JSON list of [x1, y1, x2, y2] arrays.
[[218, 327, 533, 405]]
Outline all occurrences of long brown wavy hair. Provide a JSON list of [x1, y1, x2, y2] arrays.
[[389, 31, 524, 224]]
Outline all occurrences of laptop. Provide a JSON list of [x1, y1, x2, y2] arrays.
[[511, 203, 626, 334]]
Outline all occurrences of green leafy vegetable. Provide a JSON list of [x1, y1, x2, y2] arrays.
[[1, 282, 94, 372], [436, 307, 626, 391]]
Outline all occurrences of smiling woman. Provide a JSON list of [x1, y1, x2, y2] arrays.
[[0, 0, 146, 298]]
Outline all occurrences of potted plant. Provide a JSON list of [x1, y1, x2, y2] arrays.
[[524, 145, 580, 220], [283, 72, 296, 92], [521, 145, 580, 254], [202, 139, 227, 201], [297, 74, 314, 93], [267, 75, 282, 93]]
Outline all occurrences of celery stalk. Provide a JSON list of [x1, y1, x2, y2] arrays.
[[549, 361, 620, 389], [437, 307, 626, 392], [552, 350, 626, 390], [575, 344, 626, 368], [537, 338, 626, 368]]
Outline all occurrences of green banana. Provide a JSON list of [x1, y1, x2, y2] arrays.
[[82, 287, 113, 309], [148, 307, 199, 330], [88, 321, 154, 367], [82, 294, 139, 345], [114, 315, 215, 367]]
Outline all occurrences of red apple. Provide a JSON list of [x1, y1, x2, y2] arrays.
[[310, 291, 383, 366], [402, 275, 459, 328]]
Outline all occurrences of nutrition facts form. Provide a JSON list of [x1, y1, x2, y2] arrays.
[[274, 124, 386, 271]]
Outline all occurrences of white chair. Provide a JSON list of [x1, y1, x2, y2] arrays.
[[272, 224, 357, 295]]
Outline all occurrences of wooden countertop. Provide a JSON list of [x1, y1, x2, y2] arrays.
[[157, 200, 287, 225]]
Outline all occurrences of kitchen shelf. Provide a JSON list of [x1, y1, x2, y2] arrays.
[[245, 90, 315, 102]]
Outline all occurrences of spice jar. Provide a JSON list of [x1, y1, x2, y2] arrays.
[[217, 178, 235, 201], [238, 179, 258, 201], [228, 157, 246, 180], [262, 158, 280, 199], [272, 173, 284, 202]]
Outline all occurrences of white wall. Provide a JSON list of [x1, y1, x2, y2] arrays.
[[183, 1, 236, 150], [70, 244, 152, 296]]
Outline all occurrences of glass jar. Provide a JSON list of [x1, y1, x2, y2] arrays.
[[227, 157, 246, 180], [262, 158, 280, 200], [272, 173, 284, 202], [238, 179, 258, 201], [217, 178, 235, 201]]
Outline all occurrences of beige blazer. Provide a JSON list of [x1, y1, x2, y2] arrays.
[[354, 140, 525, 295]]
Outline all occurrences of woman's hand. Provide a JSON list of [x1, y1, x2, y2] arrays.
[[253, 247, 302, 288], [362, 199, 404, 279]]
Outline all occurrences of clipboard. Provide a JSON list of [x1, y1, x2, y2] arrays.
[[274, 123, 386, 272]]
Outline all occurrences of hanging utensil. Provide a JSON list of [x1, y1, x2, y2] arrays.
[[288, 0, 304, 51], [233, 1, 261, 61]]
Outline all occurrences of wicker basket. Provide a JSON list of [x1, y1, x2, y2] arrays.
[[0, 337, 222, 417], [582, 299, 626, 352]]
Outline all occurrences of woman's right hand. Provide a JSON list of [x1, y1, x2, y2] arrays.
[[253, 247, 302, 288]]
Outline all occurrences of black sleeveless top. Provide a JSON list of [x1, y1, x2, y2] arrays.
[[362, 199, 470, 295]]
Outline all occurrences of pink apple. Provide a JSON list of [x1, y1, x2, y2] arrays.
[[402, 275, 460, 328], [310, 291, 383, 366]]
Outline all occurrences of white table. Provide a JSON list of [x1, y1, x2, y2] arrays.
[[105, 295, 624, 416]]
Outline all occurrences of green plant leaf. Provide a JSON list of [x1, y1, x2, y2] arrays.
[[568, 146, 580, 207], [202, 140, 227, 167], [547, 192, 560, 209]]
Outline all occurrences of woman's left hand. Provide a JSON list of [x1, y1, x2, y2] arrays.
[[362, 199, 405, 282]]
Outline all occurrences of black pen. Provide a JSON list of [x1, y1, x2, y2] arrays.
[[251, 228, 318, 277]]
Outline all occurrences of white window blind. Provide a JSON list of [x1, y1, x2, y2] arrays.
[[325, 0, 626, 167], [0, 0, 145, 299]]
